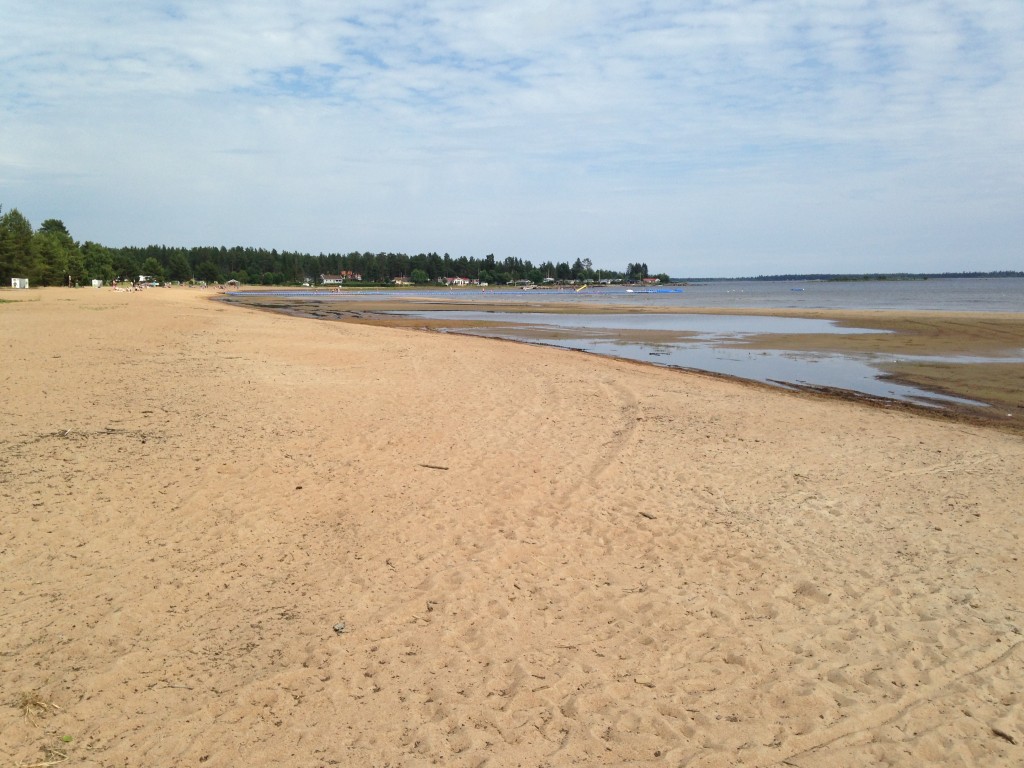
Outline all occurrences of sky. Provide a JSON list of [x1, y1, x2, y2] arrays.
[[2, 1, 1022, 278]]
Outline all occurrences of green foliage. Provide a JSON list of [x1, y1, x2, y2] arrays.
[[167, 251, 192, 281], [29, 232, 66, 285], [81, 242, 116, 282], [140, 257, 164, 281], [196, 261, 221, 283], [113, 250, 139, 282], [30, 218, 83, 285], [625, 262, 649, 281], [2, 201, 655, 288], [67, 244, 86, 285], [0, 208, 34, 282], [39, 219, 72, 239]]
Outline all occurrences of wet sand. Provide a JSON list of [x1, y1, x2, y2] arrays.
[[3, 287, 1023, 767]]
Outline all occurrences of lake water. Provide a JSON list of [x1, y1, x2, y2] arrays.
[[238, 276, 1024, 312], [227, 278, 1024, 408], [643, 277, 1024, 312]]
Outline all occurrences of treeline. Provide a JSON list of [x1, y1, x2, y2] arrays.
[[1, 207, 667, 287]]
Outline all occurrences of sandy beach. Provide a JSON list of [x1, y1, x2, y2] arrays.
[[2, 287, 1022, 766]]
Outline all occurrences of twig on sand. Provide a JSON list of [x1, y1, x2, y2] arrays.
[[992, 727, 1017, 745], [17, 692, 60, 724], [23, 751, 68, 768], [418, 463, 449, 470]]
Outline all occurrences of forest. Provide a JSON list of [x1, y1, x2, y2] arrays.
[[0, 207, 663, 287]]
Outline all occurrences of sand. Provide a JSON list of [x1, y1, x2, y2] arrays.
[[2, 287, 1022, 767]]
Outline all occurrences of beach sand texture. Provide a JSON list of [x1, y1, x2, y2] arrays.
[[2, 288, 1022, 767]]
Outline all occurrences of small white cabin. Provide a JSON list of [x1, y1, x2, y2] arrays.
[[11, 278, 29, 289]]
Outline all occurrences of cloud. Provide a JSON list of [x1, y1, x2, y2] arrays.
[[2, 0, 1022, 275]]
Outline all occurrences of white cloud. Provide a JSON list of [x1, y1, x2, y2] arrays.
[[2, 0, 1022, 275]]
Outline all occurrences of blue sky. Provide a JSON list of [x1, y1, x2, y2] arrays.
[[2, 1, 1021, 277]]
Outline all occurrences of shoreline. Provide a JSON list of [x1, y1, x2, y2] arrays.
[[220, 292, 1024, 434]]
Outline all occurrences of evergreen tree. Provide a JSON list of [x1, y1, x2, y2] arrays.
[[167, 251, 192, 281], [140, 257, 164, 281], [81, 241, 116, 282], [29, 232, 67, 285], [0, 208, 34, 281], [33, 219, 83, 285]]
